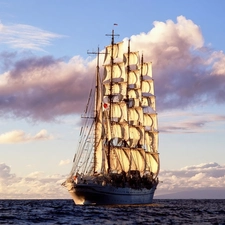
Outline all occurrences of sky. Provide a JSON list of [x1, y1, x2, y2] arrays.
[[0, 0, 225, 199]]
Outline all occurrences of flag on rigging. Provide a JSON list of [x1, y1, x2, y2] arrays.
[[103, 102, 110, 111]]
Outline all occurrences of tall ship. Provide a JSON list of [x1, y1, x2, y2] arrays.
[[62, 29, 160, 205]]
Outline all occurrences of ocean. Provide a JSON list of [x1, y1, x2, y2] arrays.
[[0, 199, 224, 224]]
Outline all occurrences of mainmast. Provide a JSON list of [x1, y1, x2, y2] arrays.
[[126, 40, 132, 172], [105, 28, 119, 173], [126, 39, 130, 101]]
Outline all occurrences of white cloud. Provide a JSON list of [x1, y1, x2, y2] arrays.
[[34, 129, 53, 140], [0, 163, 16, 180], [157, 162, 225, 197], [127, 16, 225, 111], [0, 54, 93, 121], [129, 15, 204, 63], [0, 129, 53, 144], [59, 159, 71, 166], [0, 16, 225, 126], [26, 171, 44, 178], [0, 162, 68, 199], [189, 172, 206, 181], [1, 162, 225, 199], [210, 51, 225, 76], [0, 21, 64, 51]]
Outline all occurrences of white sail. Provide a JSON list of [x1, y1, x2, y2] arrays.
[[128, 70, 141, 89], [141, 62, 152, 79], [110, 147, 130, 173], [104, 110, 112, 140], [128, 108, 139, 125], [110, 147, 148, 174], [145, 131, 158, 153], [143, 113, 157, 130], [121, 122, 129, 142], [104, 41, 124, 65], [135, 107, 144, 125], [129, 126, 141, 147], [137, 126, 145, 145], [124, 51, 139, 67], [128, 89, 142, 99], [103, 63, 126, 83], [111, 123, 122, 140], [145, 152, 159, 175], [103, 82, 127, 101], [130, 149, 145, 172], [142, 96, 156, 110], [111, 102, 127, 122], [142, 79, 154, 95]]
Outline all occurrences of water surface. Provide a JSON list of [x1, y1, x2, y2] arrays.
[[0, 199, 225, 224]]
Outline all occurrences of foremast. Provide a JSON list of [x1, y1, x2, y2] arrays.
[[93, 47, 103, 174]]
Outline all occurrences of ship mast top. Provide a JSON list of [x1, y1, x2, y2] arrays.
[[105, 24, 119, 173]]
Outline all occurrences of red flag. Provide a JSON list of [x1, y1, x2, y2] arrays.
[[103, 102, 110, 110]]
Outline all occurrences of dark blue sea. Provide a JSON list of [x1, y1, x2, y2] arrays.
[[0, 199, 225, 224]]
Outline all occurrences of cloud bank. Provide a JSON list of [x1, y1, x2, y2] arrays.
[[156, 162, 225, 198], [0, 55, 94, 121], [0, 16, 225, 122], [0, 163, 67, 199], [0, 162, 224, 199]]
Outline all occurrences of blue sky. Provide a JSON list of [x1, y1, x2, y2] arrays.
[[0, 0, 225, 199]]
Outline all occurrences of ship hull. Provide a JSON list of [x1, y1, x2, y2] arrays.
[[67, 182, 157, 205]]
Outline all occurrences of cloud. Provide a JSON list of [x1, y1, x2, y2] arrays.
[[59, 159, 71, 166], [0, 162, 67, 199], [0, 162, 224, 199], [0, 21, 64, 51], [0, 55, 95, 121], [0, 16, 225, 122], [0, 51, 18, 71], [26, 171, 45, 178], [0, 163, 16, 180], [34, 129, 53, 140], [159, 111, 225, 133], [157, 162, 225, 197], [0, 129, 53, 144], [128, 16, 225, 111]]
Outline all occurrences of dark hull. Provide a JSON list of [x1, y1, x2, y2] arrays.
[[67, 182, 157, 205]]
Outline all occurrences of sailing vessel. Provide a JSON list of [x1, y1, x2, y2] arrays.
[[62, 29, 160, 205]]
